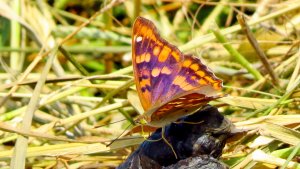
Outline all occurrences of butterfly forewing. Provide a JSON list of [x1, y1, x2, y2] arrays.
[[132, 17, 183, 111], [132, 17, 223, 126], [164, 54, 222, 99]]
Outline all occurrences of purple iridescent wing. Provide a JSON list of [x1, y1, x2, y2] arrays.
[[132, 17, 222, 126], [132, 17, 182, 111]]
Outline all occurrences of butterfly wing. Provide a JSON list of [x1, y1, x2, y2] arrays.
[[145, 54, 222, 127], [147, 93, 220, 127], [132, 17, 183, 111], [132, 17, 222, 126]]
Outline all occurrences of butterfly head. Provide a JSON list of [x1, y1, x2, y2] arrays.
[[134, 114, 151, 126]]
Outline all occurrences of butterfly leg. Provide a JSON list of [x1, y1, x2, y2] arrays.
[[161, 127, 178, 159], [141, 125, 162, 142], [173, 120, 204, 125], [141, 124, 150, 140]]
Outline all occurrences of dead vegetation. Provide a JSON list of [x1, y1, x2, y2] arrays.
[[0, 0, 299, 168]]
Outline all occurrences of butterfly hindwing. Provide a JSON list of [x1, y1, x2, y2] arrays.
[[148, 93, 218, 126]]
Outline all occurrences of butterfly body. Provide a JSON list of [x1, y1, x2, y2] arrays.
[[132, 17, 222, 127]]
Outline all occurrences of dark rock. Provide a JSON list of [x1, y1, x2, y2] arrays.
[[164, 155, 228, 169], [118, 105, 232, 169]]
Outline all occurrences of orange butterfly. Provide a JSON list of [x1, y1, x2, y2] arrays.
[[132, 17, 223, 128]]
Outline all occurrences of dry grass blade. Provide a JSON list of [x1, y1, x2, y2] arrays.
[[11, 48, 58, 169], [179, 2, 300, 51], [211, 22, 263, 80], [0, 1, 42, 45], [251, 150, 300, 169], [237, 14, 279, 86], [0, 143, 109, 159], [258, 123, 300, 146], [1, 0, 300, 168], [234, 115, 300, 130]]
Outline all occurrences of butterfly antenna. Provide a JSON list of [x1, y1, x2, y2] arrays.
[[94, 119, 127, 128], [106, 123, 133, 147]]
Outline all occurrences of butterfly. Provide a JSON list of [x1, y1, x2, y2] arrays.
[[132, 17, 223, 128]]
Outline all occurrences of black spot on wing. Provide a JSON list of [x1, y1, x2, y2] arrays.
[[139, 74, 150, 81], [141, 85, 151, 92]]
